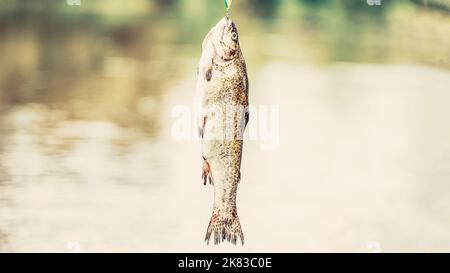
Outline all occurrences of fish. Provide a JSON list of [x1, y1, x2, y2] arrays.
[[196, 17, 249, 245]]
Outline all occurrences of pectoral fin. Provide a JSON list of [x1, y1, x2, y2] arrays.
[[204, 66, 212, 81], [245, 111, 249, 128], [198, 116, 207, 138], [202, 156, 213, 186]]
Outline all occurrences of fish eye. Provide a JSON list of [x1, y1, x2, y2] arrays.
[[231, 31, 238, 41]]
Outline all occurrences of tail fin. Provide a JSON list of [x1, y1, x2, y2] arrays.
[[205, 208, 244, 245]]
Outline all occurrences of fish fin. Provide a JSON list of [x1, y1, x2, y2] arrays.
[[198, 116, 207, 139], [245, 111, 249, 128], [204, 64, 213, 82], [205, 207, 244, 245], [202, 158, 213, 186]]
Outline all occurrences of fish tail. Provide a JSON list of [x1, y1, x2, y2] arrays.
[[205, 207, 244, 245]]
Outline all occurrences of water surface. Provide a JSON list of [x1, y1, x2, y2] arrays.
[[0, 1, 449, 252]]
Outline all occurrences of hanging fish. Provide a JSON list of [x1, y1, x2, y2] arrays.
[[196, 16, 249, 245]]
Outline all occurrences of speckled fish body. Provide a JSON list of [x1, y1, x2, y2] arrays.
[[196, 17, 249, 245]]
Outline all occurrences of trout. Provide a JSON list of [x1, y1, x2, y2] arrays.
[[196, 17, 249, 245]]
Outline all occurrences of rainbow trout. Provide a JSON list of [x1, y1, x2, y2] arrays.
[[196, 17, 249, 245]]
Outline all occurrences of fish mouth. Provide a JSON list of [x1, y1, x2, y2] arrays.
[[202, 17, 231, 50], [216, 17, 234, 37], [202, 17, 239, 62]]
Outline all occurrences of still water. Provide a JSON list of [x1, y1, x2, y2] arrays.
[[0, 2, 450, 252]]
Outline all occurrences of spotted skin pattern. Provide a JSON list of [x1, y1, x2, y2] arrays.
[[197, 17, 249, 245]]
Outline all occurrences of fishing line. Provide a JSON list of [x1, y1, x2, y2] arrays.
[[224, 0, 233, 18]]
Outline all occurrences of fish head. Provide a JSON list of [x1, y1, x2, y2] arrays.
[[203, 17, 240, 62]]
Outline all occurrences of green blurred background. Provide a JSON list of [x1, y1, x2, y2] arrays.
[[0, 0, 448, 125], [0, 0, 449, 252]]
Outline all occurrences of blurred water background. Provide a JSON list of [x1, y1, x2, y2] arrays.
[[0, 0, 449, 252]]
